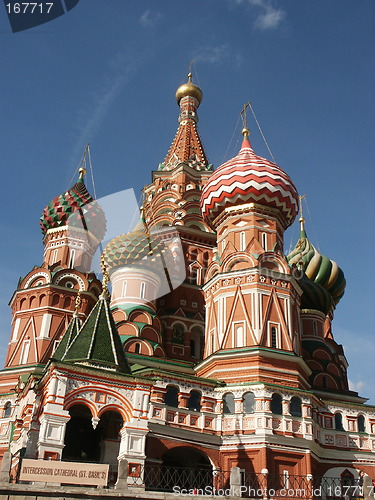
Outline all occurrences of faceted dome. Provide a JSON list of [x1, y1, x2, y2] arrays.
[[201, 136, 299, 228], [40, 175, 106, 241], [287, 224, 346, 307]]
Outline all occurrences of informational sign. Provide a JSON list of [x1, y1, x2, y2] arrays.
[[19, 459, 109, 487]]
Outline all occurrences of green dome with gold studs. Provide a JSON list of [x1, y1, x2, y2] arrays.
[[102, 216, 167, 273]]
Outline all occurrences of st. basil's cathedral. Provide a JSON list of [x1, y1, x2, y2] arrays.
[[0, 74, 374, 493]]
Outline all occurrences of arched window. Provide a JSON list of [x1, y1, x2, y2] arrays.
[[289, 397, 302, 417], [223, 393, 235, 415], [188, 390, 201, 412], [243, 392, 255, 413], [3, 402, 12, 418], [164, 385, 179, 408], [357, 415, 366, 433], [335, 412, 344, 430], [270, 394, 282, 415]]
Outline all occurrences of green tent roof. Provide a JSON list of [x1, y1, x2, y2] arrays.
[[60, 296, 131, 374]]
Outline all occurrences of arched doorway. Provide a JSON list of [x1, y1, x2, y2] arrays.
[[162, 447, 212, 469], [96, 410, 123, 486], [62, 404, 100, 462], [146, 447, 213, 492]]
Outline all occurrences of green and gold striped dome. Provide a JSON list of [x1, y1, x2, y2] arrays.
[[287, 222, 346, 308]]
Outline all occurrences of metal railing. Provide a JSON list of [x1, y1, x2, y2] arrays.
[[128, 464, 228, 493], [242, 472, 368, 499]]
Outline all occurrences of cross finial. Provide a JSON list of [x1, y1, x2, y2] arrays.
[[299, 194, 306, 230], [73, 290, 81, 317], [240, 102, 251, 138], [100, 255, 110, 299]]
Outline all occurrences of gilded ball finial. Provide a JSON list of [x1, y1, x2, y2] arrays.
[[242, 127, 250, 138], [175, 72, 202, 106], [79, 166, 87, 179]]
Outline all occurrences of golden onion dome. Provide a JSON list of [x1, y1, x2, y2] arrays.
[[175, 73, 202, 106]]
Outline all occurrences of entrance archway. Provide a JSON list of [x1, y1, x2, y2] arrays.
[[154, 447, 213, 492], [162, 447, 212, 469], [62, 404, 100, 462]]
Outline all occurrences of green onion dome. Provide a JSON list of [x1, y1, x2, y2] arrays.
[[297, 271, 334, 315], [40, 170, 106, 241], [287, 220, 346, 307], [102, 217, 168, 274]]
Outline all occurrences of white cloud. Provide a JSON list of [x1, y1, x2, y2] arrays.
[[231, 0, 286, 31], [349, 379, 365, 394], [139, 10, 162, 28], [194, 44, 231, 64], [254, 6, 285, 30]]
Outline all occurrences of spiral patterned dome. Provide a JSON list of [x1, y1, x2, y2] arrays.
[[102, 219, 167, 273], [297, 272, 334, 315], [287, 224, 346, 307], [40, 175, 106, 241], [201, 134, 299, 228]]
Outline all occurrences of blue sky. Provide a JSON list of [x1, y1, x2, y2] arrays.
[[0, 1, 374, 403]]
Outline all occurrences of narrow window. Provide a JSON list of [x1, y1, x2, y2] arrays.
[[335, 413, 344, 431], [271, 326, 278, 349], [140, 282, 146, 299], [52, 248, 58, 264], [223, 393, 235, 415], [122, 281, 127, 297], [240, 231, 246, 251], [243, 392, 255, 413], [222, 238, 226, 253], [164, 386, 179, 408], [211, 334, 215, 353], [262, 232, 267, 251], [290, 397, 302, 417], [358, 415, 365, 433], [235, 324, 244, 348], [134, 343, 140, 354], [271, 394, 283, 415], [188, 390, 201, 412], [19, 340, 31, 365], [3, 402, 12, 418], [69, 249, 75, 268], [313, 320, 317, 336], [190, 267, 199, 285]]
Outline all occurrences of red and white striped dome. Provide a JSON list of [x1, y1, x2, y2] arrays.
[[201, 136, 299, 228]]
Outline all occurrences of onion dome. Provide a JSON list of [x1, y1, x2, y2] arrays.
[[102, 213, 167, 274], [40, 168, 106, 241], [201, 130, 299, 228], [287, 219, 346, 307], [297, 272, 333, 314], [176, 72, 202, 106]]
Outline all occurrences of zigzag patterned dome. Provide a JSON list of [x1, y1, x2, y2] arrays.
[[201, 133, 299, 228], [40, 172, 106, 241]]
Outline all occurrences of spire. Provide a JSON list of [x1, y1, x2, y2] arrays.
[[240, 102, 252, 149], [299, 194, 306, 237], [160, 72, 210, 171], [54, 257, 131, 373]]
